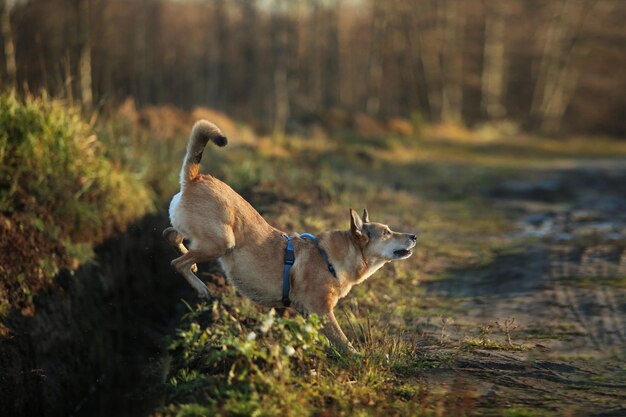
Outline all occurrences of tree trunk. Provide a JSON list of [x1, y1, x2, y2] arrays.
[[441, 0, 465, 124], [412, 0, 444, 122], [324, 2, 340, 109], [78, 0, 93, 109], [272, 0, 290, 135], [63, 51, 74, 105], [366, 0, 386, 116], [337, 0, 354, 110], [406, 0, 434, 121], [134, 0, 149, 105], [481, 1, 507, 119], [531, 0, 595, 134], [308, 0, 323, 113], [0, 0, 17, 89]]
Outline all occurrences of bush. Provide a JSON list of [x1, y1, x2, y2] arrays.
[[164, 302, 329, 417], [0, 92, 153, 243], [160, 293, 472, 417], [0, 92, 153, 318]]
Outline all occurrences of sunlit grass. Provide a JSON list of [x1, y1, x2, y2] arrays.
[[0, 92, 153, 241], [158, 294, 472, 417], [0, 92, 153, 317]]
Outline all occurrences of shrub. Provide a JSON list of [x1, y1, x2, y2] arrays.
[[0, 92, 152, 243], [0, 92, 153, 318], [164, 302, 329, 416]]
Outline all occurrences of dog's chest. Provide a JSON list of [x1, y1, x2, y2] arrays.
[[338, 280, 354, 299]]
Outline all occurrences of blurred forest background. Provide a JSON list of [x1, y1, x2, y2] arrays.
[[2, 1, 626, 416], [1, 0, 625, 136]]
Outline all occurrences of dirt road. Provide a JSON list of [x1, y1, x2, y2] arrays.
[[424, 160, 626, 415]]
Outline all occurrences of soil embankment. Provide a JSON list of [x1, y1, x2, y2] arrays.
[[0, 213, 187, 417]]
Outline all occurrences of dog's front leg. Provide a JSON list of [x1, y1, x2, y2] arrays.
[[320, 310, 357, 354]]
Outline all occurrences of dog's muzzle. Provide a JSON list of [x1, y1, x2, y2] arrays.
[[393, 234, 417, 259]]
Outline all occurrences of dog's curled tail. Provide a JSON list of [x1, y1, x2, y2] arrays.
[[181, 120, 227, 186]]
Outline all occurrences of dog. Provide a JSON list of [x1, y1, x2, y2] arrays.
[[164, 120, 417, 352]]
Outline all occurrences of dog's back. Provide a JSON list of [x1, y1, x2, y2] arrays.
[[168, 121, 286, 304]]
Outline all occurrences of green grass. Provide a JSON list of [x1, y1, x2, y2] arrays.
[[0, 92, 152, 240], [159, 294, 466, 417], [462, 337, 529, 351], [0, 92, 153, 319], [164, 302, 330, 416], [501, 407, 554, 417]]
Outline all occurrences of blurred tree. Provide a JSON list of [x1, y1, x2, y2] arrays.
[[271, 0, 290, 134], [530, 0, 596, 134], [441, 0, 465, 123], [0, 0, 16, 88], [366, 0, 385, 116], [481, 0, 507, 119], [4, 0, 626, 136], [78, 0, 92, 109]]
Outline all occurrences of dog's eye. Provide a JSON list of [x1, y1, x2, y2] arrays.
[[383, 229, 390, 236]]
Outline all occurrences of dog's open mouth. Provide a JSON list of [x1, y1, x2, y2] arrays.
[[393, 249, 412, 258]]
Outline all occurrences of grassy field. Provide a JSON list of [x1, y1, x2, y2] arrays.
[[2, 95, 625, 416]]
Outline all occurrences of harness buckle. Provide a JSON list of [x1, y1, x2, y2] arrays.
[[284, 250, 295, 265]]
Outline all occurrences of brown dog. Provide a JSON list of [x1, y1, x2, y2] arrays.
[[164, 120, 417, 351]]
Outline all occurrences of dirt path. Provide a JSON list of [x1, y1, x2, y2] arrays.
[[423, 161, 626, 415]]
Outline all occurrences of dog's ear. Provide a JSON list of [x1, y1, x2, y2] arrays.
[[350, 208, 363, 231], [362, 208, 369, 224], [350, 208, 368, 244]]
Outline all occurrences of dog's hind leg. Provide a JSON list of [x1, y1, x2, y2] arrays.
[[170, 244, 229, 299], [163, 227, 197, 273]]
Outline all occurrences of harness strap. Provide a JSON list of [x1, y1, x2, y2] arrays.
[[299, 233, 337, 277], [282, 236, 295, 307], [282, 233, 337, 307]]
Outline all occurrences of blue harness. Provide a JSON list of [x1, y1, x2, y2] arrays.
[[282, 233, 336, 307]]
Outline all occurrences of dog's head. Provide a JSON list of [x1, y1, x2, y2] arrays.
[[350, 208, 417, 262]]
